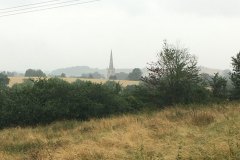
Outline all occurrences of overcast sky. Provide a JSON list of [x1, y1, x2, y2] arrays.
[[0, 0, 240, 72]]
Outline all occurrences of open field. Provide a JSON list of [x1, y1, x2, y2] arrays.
[[0, 103, 239, 159], [9, 77, 140, 87]]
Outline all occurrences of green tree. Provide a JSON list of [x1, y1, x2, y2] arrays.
[[109, 75, 117, 80], [0, 73, 10, 87], [115, 72, 129, 80], [25, 69, 46, 77], [142, 41, 208, 105], [128, 68, 142, 81], [104, 81, 122, 94], [210, 73, 227, 99], [230, 52, 240, 99], [60, 73, 66, 78], [199, 73, 212, 87]]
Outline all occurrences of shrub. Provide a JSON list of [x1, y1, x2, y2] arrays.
[[0, 78, 135, 128]]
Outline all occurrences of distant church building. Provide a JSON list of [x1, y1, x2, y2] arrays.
[[107, 50, 116, 79]]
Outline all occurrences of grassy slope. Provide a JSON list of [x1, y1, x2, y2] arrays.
[[0, 103, 240, 160]]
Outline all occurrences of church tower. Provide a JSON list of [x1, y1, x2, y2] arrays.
[[107, 50, 116, 79]]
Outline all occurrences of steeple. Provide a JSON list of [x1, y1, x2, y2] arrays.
[[109, 50, 114, 69], [107, 50, 116, 79]]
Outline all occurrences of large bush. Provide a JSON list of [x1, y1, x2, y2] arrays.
[[0, 78, 138, 128]]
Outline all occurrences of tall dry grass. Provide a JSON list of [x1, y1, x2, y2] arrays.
[[0, 103, 239, 159]]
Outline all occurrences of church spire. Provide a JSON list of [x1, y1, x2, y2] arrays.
[[109, 50, 114, 69], [107, 50, 116, 79]]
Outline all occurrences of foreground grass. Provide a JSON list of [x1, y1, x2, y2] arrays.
[[0, 103, 240, 160]]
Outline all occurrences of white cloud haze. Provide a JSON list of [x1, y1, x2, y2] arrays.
[[0, 0, 240, 72]]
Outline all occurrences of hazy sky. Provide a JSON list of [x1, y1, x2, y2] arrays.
[[0, 0, 240, 72]]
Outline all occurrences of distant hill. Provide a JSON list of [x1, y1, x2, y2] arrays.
[[50, 66, 230, 78], [199, 66, 222, 75], [51, 66, 102, 77], [51, 66, 139, 77], [199, 66, 231, 77]]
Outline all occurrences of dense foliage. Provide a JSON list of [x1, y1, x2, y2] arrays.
[[210, 73, 227, 99], [128, 68, 143, 81], [0, 78, 138, 128], [25, 69, 46, 77], [230, 52, 240, 100], [142, 41, 210, 106]]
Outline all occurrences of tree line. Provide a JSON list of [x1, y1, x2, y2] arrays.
[[23, 68, 143, 81], [0, 40, 240, 128], [140, 41, 239, 106]]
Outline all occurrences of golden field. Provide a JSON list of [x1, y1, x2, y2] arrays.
[[0, 103, 239, 160], [8, 77, 140, 87]]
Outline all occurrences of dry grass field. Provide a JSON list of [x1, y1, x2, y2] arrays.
[[9, 77, 140, 87], [0, 103, 239, 160]]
